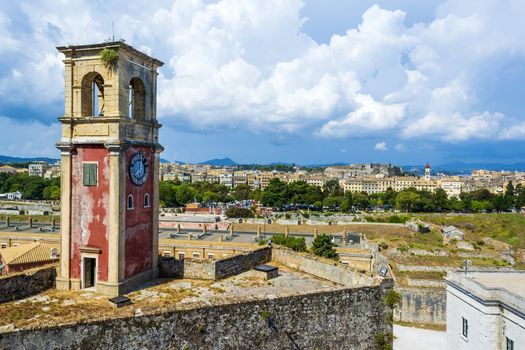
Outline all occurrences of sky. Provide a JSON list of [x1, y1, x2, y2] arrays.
[[1, 0, 525, 165]]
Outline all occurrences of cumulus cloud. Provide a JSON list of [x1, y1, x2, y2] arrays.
[[0, 0, 525, 146], [374, 141, 388, 151]]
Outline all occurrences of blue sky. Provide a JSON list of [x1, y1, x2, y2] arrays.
[[1, 0, 525, 165]]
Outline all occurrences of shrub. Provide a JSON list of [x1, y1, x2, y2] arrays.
[[312, 234, 339, 260], [225, 207, 254, 218], [272, 234, 306, 252], [100, 48, 119, 68], [384, 289, 401, 308]]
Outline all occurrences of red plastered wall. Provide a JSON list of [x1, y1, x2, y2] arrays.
[[124, 146, 153, 278], [70, 145, 110, 281]]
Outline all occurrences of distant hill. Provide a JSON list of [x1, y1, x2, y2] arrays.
[[0, 155, 59, 164], [199, 157, 238, 166], [404, 162, 525, 174]]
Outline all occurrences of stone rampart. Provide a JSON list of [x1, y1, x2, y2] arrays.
[[272, 247, 382, 287], [0, 265, 57, 303], [0, 282, 393, 350]]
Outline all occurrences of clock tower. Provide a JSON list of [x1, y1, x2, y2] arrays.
[[55, 42, 163, 296]]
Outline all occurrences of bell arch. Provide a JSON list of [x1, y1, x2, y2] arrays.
[[128, 77, 146, 119], [81, 72, 105, 117]]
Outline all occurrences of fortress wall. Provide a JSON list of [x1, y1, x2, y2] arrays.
[[395, 287, 447, 326], [0, 282, 393, 350], [0, 265, 56, 303], [272, 247, 381, 287]]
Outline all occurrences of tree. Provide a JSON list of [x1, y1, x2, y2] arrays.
[[396, 191, 420, 212], [159, 181, 178, 207], [505, 181, 515, 197], [323, 179, 342, 196], [261, 178, 287, 207], [352, 192, 370, 210], [271, 234, 306, 252], [340, 192, 353, 212], [43, 185, 60, 200], [232, 184, 252, 201], [175, 183, 200, 205], [312, 234, 338, 260], [432, 188, 449, 211], [322, 196, 342, 210]]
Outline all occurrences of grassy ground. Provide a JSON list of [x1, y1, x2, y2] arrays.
[[0, 214, 57, 224], [415, 213, 525, 249]]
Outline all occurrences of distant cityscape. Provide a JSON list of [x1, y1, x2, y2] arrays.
[[1, 158, 525, 202]]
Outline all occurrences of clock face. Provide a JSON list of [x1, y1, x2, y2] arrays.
[[129, 153, 149, 186]]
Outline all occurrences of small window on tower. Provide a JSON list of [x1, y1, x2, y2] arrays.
[[144, 193, 150, 208], [83, 163, 98, 186], [127, 195, 134, 210]]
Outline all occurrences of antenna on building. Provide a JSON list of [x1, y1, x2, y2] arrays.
[[112, 21, 115, 42], [463, 260, 471, 276]]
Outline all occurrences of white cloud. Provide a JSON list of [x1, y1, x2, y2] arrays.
[[395, 143, 406, 152], [374, 141, 388, 151], [0, 0, 524, 145], [402, 111, 503, 142]]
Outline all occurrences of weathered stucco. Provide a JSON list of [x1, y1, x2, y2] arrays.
[[125, 146, 154, 278], [70, 145, 110, 282]]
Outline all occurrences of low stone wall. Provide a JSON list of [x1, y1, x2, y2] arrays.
[[215, 247, 271, 279], [272, 247, 381, 287], [407, 278, 446, 288], [0, 265, 57, 303], [395, 287, 446, 326], [159, 248, 271, 280], [0, 283, 393, 350]]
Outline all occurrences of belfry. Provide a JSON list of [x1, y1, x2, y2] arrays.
[[55, 42, 164, 296]]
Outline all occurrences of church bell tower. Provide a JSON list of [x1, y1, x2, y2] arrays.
[[55, 42, 164, 296]]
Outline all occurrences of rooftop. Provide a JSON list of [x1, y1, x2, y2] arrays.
[[446, 270, 525, 314], [0, 263, 342, 331]]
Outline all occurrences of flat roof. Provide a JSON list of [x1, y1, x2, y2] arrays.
[[470, 272, 525, 299], [446, 271, 525, 314]]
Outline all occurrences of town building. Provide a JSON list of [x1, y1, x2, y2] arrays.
[[28, 161, 49, 177], [55, 41, 163, 296], [0, 165, 17, 175], [0, 242, 59, 274], [446, 270, 525, 349]]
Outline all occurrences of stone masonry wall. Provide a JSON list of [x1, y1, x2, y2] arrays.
[[214, 247, 271, 279], [272, 247, 379, 286], [159, 247, 271, 280], [395, 287, 446, 326], [0, 265, 57, 303], [0, 282, 394, 350]]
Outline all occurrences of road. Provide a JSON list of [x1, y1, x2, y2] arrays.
[[393, 325, 446, 350]]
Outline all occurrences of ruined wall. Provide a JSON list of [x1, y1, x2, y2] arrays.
[[125, 146, 154, 278], [214, 247, 271, 279], [396, 287, 446, 326], [159, 248, 271, 280], [0, 283, 393, 350], [71, 145, 110, 281], [272, 247, 378, 287], [0, 265, 56, 303]]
